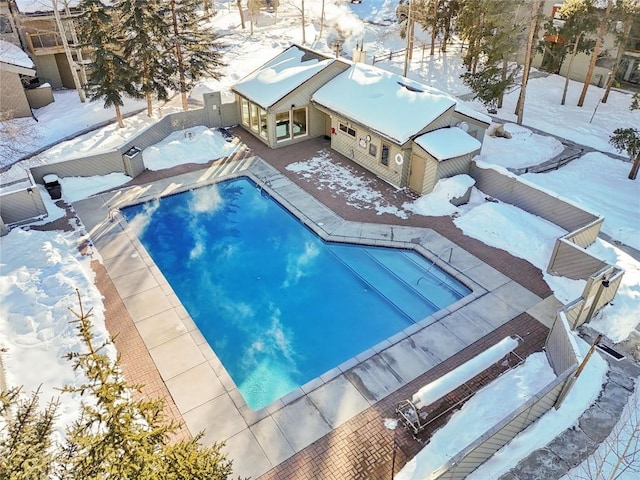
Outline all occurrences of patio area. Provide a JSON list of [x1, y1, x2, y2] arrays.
[[68, 130, 560, 479]]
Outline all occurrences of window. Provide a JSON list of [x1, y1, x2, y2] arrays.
[[241, 98, 250, 126], [259, 108, 267, 139], [339, 122, 355, 137], [292, 107, 307, 138], [275, 107, 308, 142], [275, 111, 290, 141], [250, 104, 259, 132], [381, 144, 389, 166], [369, 143, 377, 157]]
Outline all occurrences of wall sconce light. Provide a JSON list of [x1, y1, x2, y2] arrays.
[[291, 104, 295, 109], [27, 187, 33, 195], [602, 279, 610, 288]]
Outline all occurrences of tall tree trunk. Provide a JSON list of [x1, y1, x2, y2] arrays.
[[237, 0, 245, 29], [403, 2, 413, 76], [498, 58, 508, 108], [115, 104, 124, 128], [441, 14, 451, 52], [577, 0, 613, 107], [602, 21, 632, 104], [170, 0, 189, 111], [629, 154, 640, 180], [318, 0, 325, 39], [203, 0, 210, 15], [146, 91, 153, 117], [53, 0, 85, 103], [430, 0, 437, 56], [561, 36, 581, 105], [408, 14, 415, 60], [515, 0, 543, 125], [300, 0, 305, 44]]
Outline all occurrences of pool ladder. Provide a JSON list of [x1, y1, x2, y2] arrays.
[[258, 176, 272, 196], [417, 247, 453, 287]]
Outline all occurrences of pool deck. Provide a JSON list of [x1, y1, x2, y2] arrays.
[[72, 131, 561, 480]]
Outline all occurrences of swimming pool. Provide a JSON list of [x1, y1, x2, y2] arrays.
[[123, 177, 470, 410]]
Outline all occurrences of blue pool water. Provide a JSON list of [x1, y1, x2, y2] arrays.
[[122, 177, 470, 410]]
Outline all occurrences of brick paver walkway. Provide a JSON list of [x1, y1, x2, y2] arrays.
[[259, 313, 549, 479]]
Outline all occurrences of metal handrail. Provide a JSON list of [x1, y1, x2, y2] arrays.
[[416, 247, 453, 286]]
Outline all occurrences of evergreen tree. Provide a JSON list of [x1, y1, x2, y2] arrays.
[[168, 0, 226, 111], [631, 92, 640, 111], [0, 387, 57, 479], [610, 128, 640, 180], [78, 0, 134, 128], [117, 0, 176, 117], [55, 291, 238, 479], [460, 0, 523, 110], [540, 0, 598, 105]]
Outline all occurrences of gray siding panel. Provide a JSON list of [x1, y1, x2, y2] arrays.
[[548, 239, 608, 279], [31, 151, 125, 183], [546, 313, 580, 375], [120, 116, 175, 153], [0, 70, 32, 118], [0, 188, 47, 224], [568, 219, 604, 248], [470, 163, 600, 232], [25, 85, 55, 109], [429, 374, 572, 480]]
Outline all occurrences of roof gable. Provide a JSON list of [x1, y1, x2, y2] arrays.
[[0, 40, 34, 70], [233, 45, 336, 109], [312, 63, 459, 145]]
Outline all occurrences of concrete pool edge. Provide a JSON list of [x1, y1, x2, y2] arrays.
[[73, 156, 552, 479]]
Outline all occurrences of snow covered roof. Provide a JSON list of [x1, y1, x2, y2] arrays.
[[453, 101, 492, 125], [312, 63, 458, 145], [233, 45, 337, 109], [414, 127, 482, 161], [0, 40, 34, 70], [14, 0, 85, 14]]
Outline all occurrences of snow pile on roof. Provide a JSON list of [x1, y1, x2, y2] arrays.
[[233, 45, 335, 109], [414, 127, 482, 161], [0, 40, 34, 69], [313, 63, 456, 144]]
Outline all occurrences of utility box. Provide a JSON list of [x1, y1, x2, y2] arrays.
[[43, 174, 62, 200], [123, 146, 145, 177]]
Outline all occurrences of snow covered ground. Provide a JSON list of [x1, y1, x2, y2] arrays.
[[1, 0, 639, 478]]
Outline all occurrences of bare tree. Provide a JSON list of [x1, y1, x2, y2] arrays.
[[577, 0, 613, 107], [0, 112, 43, 164], [568, 390, 640, 479], [602, 0, 640, 103], [514, 0, 544, 125], [285, 0, 306, 44], [237, 0, 246, 29]]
